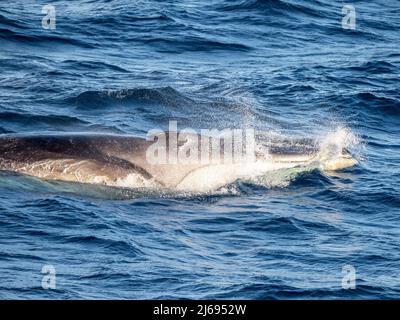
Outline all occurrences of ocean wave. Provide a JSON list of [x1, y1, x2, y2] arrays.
[[62, 60, 131, 73], [218, 0, 330, 19], [0, 27, 96, 48], [69, 86, 194, 109], [0, 127, 13, 134], [142, 37, 251, 53], [0, 111, 123, 133], [79, 12, 174, 26], [356, 92, 400, 116], [206, 280, 393, 299], [349, 61, 398, 74], [65, 235, 143, 257], [0, 13, 28, 29], [0, 111, 89, 126]]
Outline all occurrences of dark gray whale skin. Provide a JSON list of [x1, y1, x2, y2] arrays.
[[0, 133, 229, 188], [0, 134, 154, 179]]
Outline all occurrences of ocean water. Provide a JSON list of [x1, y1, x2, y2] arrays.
[[0, 0, 399, 299]]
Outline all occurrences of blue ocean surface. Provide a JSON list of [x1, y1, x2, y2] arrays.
[[0, 0, 399, 299]]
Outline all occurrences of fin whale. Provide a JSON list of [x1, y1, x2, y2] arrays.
[[0, 133, 357, 192]]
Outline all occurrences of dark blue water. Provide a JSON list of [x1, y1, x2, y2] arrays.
[[0, 0, 399, 299]]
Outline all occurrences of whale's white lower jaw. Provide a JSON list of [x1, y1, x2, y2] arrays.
[[319, 155, 358, 171], [317, 146, 358, 171], [174, 152, 358, 193], [174, 159, 314, 192]]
